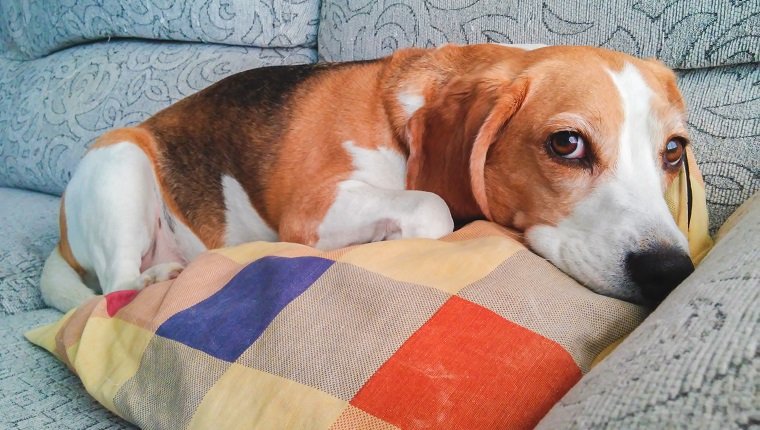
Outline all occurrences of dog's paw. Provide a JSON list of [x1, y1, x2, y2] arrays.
[[135, 262, 185, 289]]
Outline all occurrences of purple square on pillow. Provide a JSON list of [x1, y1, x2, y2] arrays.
[[156, 256, 334, 362]]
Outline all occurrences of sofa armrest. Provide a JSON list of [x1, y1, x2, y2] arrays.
[[537, 192, 759, 429]]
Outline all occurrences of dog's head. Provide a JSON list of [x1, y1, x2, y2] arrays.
[[401, 45, 694, 305]]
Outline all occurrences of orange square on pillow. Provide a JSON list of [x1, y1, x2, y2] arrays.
[[350, 296, 582, 429]]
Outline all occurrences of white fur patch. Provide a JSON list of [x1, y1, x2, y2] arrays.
[[162, 208, 206, 263], [222, 174, 278, 245], [65, 142, 161, 292], [494, 43, 547, 51], [398, 90, 425, 118], [526, 63, 688, 302], [341, 141, 407, 190], [315, 141, 453, 249]]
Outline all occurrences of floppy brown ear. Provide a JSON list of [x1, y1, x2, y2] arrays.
[[469, 77, 529, 220], [405, 76, 529, 221]]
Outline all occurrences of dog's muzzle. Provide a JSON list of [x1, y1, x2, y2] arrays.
[[625, 245, 694, 304]]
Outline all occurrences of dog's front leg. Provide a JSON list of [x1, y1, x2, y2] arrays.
[[290, 179, 455, 250]]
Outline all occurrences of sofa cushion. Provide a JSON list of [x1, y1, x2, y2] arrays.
[[678, 64, 760, 233], [0, 308, 134, 429], [0, 188, 59, 316], [0, 0, 320, 60], [318, 0, 759, 68], [536, 191, 760, 429], [0, 41, 316, 196]]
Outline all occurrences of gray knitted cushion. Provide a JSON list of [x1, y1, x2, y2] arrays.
[[0, 188, 58, 315], [0, 308, 134, 428]]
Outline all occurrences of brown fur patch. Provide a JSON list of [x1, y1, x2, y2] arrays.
[[58, 195, 86, 276]]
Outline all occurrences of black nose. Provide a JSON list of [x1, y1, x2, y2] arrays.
[[625, 246, 694, 304]]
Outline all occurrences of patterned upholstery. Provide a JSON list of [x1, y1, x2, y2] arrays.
[[0, 0, 320, 60], [0, 188, 59, 316], [537, 192, 760, 429], [317, 0, 759, 68], [678, 65, 760, 233], [0, 308, 133, 429], [0, 41, 316, 196]]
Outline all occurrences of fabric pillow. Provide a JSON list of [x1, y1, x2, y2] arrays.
[[27, 222, 648, 429]]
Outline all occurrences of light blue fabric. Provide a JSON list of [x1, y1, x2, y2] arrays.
[[677, 64, 760, 233], [318, 0, 759, 68], [0, 188, 59, 316], [0, 308, 135, 429], [0, 41, 317, 196], [0, 0, 321, 60]]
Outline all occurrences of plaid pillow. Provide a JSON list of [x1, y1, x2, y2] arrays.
[[26, 148, 710, 430]]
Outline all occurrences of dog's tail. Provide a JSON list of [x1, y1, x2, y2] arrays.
[[40, 245, 95, 313]]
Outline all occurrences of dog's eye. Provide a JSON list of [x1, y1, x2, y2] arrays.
[[664, 138, 686, 168], [548, 131, 586, 159]]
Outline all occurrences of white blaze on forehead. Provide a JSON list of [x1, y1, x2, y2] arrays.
[[606, 63, 661, 191], [604, 62, 687, 251]]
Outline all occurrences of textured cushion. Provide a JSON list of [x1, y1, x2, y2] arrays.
[[536, 191, 760, 429], [0, 0, 320, 60], [0, 188, 59, 316], [0, 41, 316, 196], [678, 64, 760, 233], [318, 0, 759, 68], [0, 308, 133, 429], [27, 222, 648, 429]]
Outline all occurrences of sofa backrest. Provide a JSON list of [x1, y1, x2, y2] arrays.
[[317, 0, 759, 233], [0, 0, 320, 196], [317, 0, 757, 69], [0, 0, 320, 61]]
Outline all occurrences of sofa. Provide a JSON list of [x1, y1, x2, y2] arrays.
[[0, 1, 757, 429]]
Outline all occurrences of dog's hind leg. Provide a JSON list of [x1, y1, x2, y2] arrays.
[[63, 139, 179, 298]]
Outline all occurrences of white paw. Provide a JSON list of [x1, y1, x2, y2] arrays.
[[134, 262, 185, 289], [402, 192, 455, 239]]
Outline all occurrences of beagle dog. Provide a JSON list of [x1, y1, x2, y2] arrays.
[[41, 44, 695, 312]]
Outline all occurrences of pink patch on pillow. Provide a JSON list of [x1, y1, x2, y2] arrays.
[[106, 290, 139, 317]]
